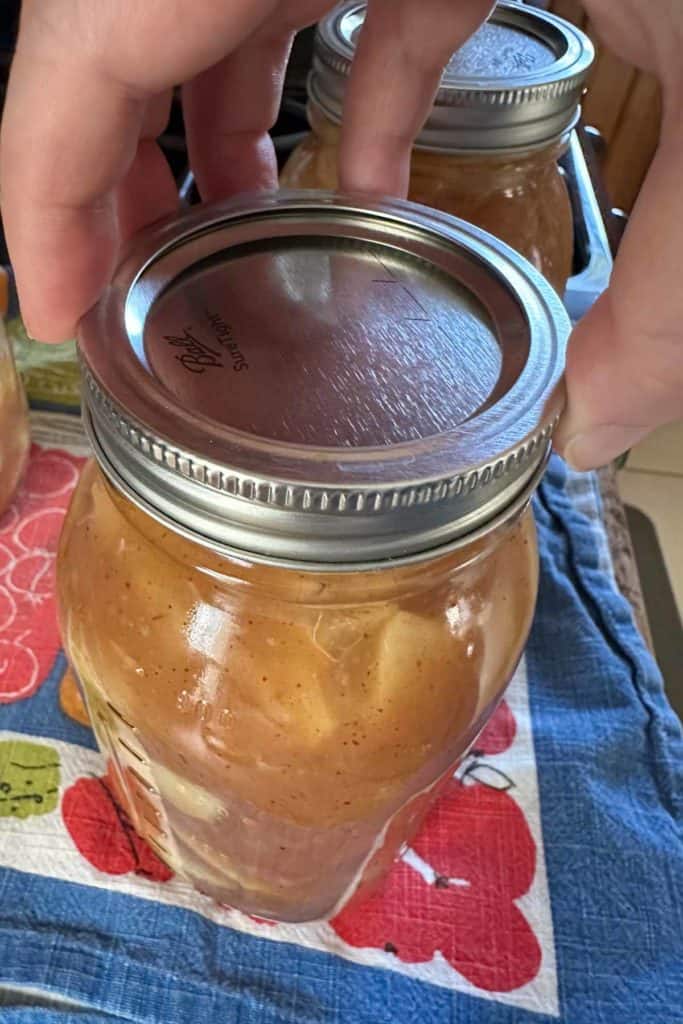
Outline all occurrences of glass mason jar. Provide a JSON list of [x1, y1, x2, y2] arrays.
[[0, 269, 30, 516], [58, 193, 570, 922], [281, 1, 594, 295]]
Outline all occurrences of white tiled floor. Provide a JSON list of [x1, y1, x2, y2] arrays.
[[617, 421, 683, 617]]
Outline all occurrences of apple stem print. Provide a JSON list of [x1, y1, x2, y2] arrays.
[[461, 760, 515, 791], [0, 739, 60, 819]]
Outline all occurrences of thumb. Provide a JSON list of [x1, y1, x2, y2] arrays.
[[554, 292, 683, 470], [554, 123, 683, 471]]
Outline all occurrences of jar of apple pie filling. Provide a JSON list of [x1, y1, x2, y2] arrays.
[[0, 268, 30, 516], [280, 0, 594, 294], [58, 192, 570, 921]]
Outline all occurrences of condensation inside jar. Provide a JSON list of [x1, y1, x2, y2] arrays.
[[58, 193, 569, 921]]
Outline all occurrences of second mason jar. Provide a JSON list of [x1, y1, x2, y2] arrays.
[[58, 192, 570, 921], [0, 267, 30, 517], [281, 0, 594, 294]]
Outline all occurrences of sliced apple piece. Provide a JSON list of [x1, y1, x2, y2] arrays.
[[373, 610, 449, 710], [216, 621, 338, 748], [312, 604, 397, 662], [173, 825, 285, 896], [151, 762, 225, 823]]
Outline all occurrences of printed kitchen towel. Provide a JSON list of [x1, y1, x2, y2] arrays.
[[0, 423, 681, 1023]]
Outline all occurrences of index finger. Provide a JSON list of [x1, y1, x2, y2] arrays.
[[0, 51, 146, 341], [0, 0, 278, 343], [339, 0, 493, 196]]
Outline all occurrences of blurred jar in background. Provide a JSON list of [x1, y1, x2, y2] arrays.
[[0, 268, 29, 516], [281, 0, 594, 294]]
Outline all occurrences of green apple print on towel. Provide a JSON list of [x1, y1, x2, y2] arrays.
[[0, 740, 60, 819]]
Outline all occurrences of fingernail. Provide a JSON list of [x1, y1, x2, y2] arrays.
[[20, 319, 71, 344], [562, 425, 647, 471]]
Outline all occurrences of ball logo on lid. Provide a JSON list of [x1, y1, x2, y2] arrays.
[[164, 326, 225, 375], [162, 311, 249, 376]]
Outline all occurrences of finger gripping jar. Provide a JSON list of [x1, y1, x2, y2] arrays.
[[0, 270, 30, 516], [58, 192, 569, 922], [280, 0, 594, 294]]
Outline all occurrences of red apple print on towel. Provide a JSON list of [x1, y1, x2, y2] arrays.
[[62, 775, 173, 882], [332, 778, 540, 993], [333, 859, 440, 963], [13, 509, 66, 556], [0, 584, 16, 632], [412, 778, 535, 893], [21, 450, 80, 501], [0, 541, 13, 575], [0, 639, 40, 703], [475, 699, 516, 756], [7, 552, 54, 602], [0, 445, 85, 704]]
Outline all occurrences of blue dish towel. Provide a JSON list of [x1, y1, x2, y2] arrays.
[[0, 433, 681, 1024]]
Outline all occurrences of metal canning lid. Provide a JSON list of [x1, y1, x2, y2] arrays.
[[79, 191, 570, 568], [311, 0, 594, 152]]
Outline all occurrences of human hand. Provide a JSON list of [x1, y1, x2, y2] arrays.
[[1, 1, 681, 470], [550, 0, 683, 468], [0, 0, 490, 343]]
